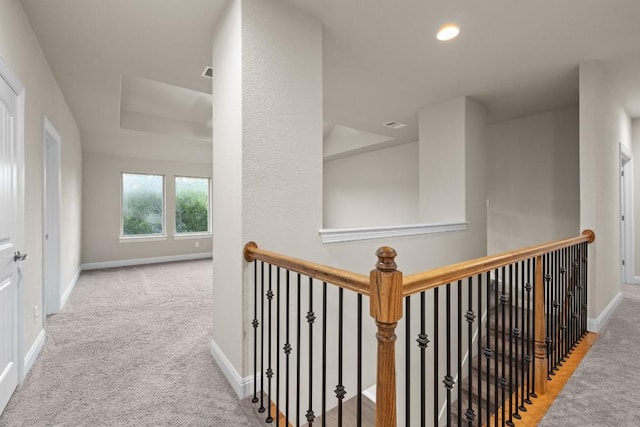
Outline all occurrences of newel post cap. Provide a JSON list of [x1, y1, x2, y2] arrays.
[[376, 246, 398, 271]]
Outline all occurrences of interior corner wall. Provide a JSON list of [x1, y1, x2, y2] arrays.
[[323, 142, 419, 228], [579, 60, 631, 320], [633, 118, 640, 278], [81, 151, 213, 264], [0, 0, 82, 353], [487, 106, 580, 254]]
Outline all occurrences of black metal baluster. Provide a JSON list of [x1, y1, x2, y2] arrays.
[[544, 253, 552, 380], [307, 277, 316, 425], [266, 265, 274, 423], [518, 261, 527, 414], [252, 261, 259, 404], [285, 270, 291, 426], [418, 291, 428, 427], [559, 248, 569, 365], [296, 273, 301, 426], [357, 294, 363, 427], [335, 288, 345, 427], [506, 264, 514, 427], [494, 269, 499, 427], [513, 262, 521, 420], [500, 266, 507, 427], [524, 259, 533, 404], [457, 280, 463, 426], [478, 273, 484, 427], [445, 283, 453, 426], [486, 271, 492, 427], [405, 295, 411, 427], [465, 277, 476, 426], [583, 242, 588, 337], [434, 287, 440, 427], [276, 268, 281, 425], [260, 262, 266, 413], [322, 282, 327, 427], [530, 256, 537, 399], [571, 245, 580, 351], [551, 251, 562, 375]]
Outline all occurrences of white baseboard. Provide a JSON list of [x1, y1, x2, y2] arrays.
[[633, 275, 640, 285], [587, 291, 623, 333], [210, 339, 254, 399], [22, 329, 45, 380], [81, 252, 212, 271], [362, 385, 376, 403], [60, 267, 81, 310]]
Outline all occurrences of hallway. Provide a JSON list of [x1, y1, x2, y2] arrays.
[[0, 260, 250, 426]]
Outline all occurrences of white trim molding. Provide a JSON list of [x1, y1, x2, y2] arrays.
[[81, 252, 212, 271], [173, 232, 212, 240], [210, 339, 254, 399], [23, 329, 45, 380], [119, 234, 167, 243], [587, 291, 623, 333], [60, 267, 81, 310], [319, 222, 468, 244]]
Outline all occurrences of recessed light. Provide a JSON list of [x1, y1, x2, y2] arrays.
[[437, 24, 460, 41], [383, 121, 407, 129]]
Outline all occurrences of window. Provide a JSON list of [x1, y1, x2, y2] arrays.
[[121, 173, 164, 237], [175, 176, 210, 234]]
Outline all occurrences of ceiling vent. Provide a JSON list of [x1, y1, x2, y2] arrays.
[[201, 66, 213, 79], [383, 120, 407, 129]]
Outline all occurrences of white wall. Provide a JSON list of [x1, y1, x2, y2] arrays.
[[323, 142, 419, 228], [633, 119, 640, 278], [487, 106, 580, 254], [419, 97, 466, 223], [0, 0, 82, 354], [81, 151, 213, 264], [580, 60, 631, 322]]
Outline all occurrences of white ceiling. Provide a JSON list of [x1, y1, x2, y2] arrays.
[[20, 0, 640, 153]]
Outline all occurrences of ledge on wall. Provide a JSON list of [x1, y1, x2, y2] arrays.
[[319, 222, 468, 244]]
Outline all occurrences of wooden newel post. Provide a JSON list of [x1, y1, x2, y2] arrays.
[[534, 254, 548, 395], [370, 247, 403, 427]]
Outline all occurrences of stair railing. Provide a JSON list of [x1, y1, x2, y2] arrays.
[[243, 230, 595, 427]]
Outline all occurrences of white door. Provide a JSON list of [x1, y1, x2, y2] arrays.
[[0, 62, 24, 414], [43, 117, 61, 315]]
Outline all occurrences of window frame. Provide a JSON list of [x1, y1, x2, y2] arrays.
[[173, 175, 212, 238], [119, 171, 167, 242]]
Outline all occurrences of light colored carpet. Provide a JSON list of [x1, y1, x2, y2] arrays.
[[0, 260, 251, 427], [540, 284, 640, 426]]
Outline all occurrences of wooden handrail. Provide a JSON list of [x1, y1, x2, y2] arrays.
[[402, 229, 595, 297], [243, 242, 371, 296]]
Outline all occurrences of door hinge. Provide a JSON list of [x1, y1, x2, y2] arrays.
[[622, 215, 625, 221], [622, 260, 626, 266]]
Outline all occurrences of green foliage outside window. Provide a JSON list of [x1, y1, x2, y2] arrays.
[[122, 173, 164, 236], [175, 177, 209, 233]]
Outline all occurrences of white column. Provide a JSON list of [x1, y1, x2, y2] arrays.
[[211, 0, 322, 396]]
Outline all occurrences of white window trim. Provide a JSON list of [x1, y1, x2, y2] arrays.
[[319, 221, 468, 244], [120, 172, 166, 240], [119, 234, 167, 243], [172, 232, 212, 240]]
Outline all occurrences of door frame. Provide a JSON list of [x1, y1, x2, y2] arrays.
[[0, 56, 26, 382], [42, 116, 61, 315], [620, 143, 635, 284]]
